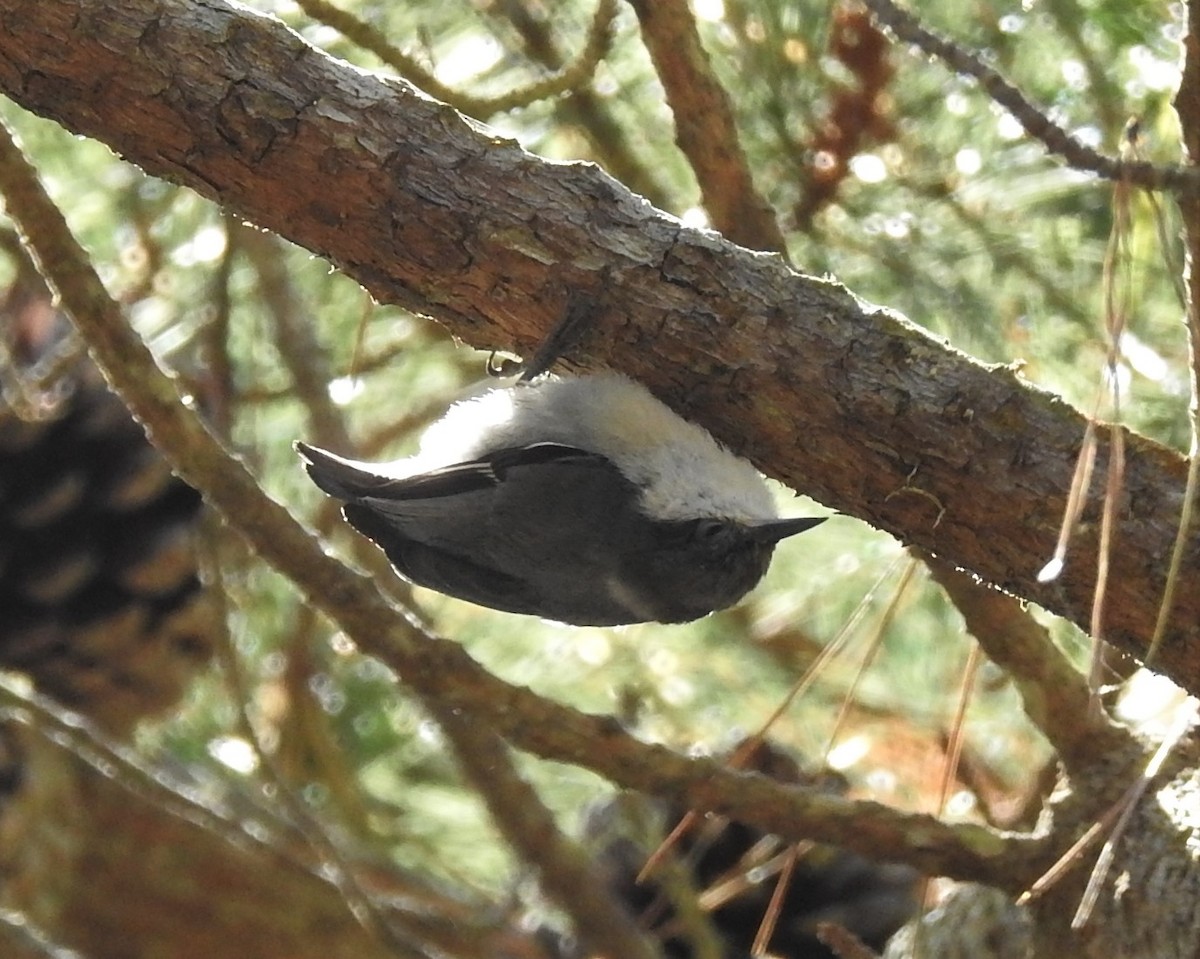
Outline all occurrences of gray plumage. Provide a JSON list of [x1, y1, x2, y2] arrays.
[[296, 374, 823, 626]]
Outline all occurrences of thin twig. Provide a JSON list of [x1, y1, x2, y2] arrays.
[[821, 558, 917, 761], [1037, 416, 1097, 585], [937, 643, 982, 818], [293, 0, 619, 120], [751, 841, 800, 957], [1086, 161, 1134, 703], [863, 0, 1200, 195], [429, 699, 665, 959]]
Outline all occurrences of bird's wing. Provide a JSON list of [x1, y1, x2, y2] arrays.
[[295, 440, 597, 503], [342, 501, 547, 617], [297, 441, 635, 622]]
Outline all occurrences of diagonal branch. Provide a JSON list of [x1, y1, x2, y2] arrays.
[[863, 0, 1200, 194], [918, 551, 1138, 775], [428, 700, 663, 959]]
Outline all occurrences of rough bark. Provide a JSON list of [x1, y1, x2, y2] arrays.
[[0, 0, 1196, 692], [883, 732, 1200, 959]]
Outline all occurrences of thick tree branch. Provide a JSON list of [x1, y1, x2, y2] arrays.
[[0, 0, 1196, 689]]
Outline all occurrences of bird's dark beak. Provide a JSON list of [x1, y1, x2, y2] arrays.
[[749, 516, 827, 544]]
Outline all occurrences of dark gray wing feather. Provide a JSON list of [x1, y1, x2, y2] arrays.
[[296, 440, 644, 623], [342, 501, 542, 616]]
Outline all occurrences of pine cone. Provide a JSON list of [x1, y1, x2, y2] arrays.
[[1, 283, 215, 733]]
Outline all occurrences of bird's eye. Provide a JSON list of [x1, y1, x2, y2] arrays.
[[694, 519, 729, 541]]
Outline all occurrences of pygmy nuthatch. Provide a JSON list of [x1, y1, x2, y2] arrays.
[[296, 373, 823, 625]]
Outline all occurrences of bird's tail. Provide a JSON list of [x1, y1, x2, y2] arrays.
[[294, 441, 395, 500]]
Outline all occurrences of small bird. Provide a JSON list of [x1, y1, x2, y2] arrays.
[[296, 373, 823, 626]]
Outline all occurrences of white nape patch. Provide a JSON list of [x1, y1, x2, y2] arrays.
[[412, 373, 777, 523]]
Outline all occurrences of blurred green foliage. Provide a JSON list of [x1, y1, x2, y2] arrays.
[[1, 0, 1185, 895]]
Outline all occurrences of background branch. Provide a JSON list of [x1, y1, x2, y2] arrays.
[[863, 0, 1200, 194], [292, 0, 619, 119], [918, 551, 1138, 773], [627, 0, 787, 253]]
